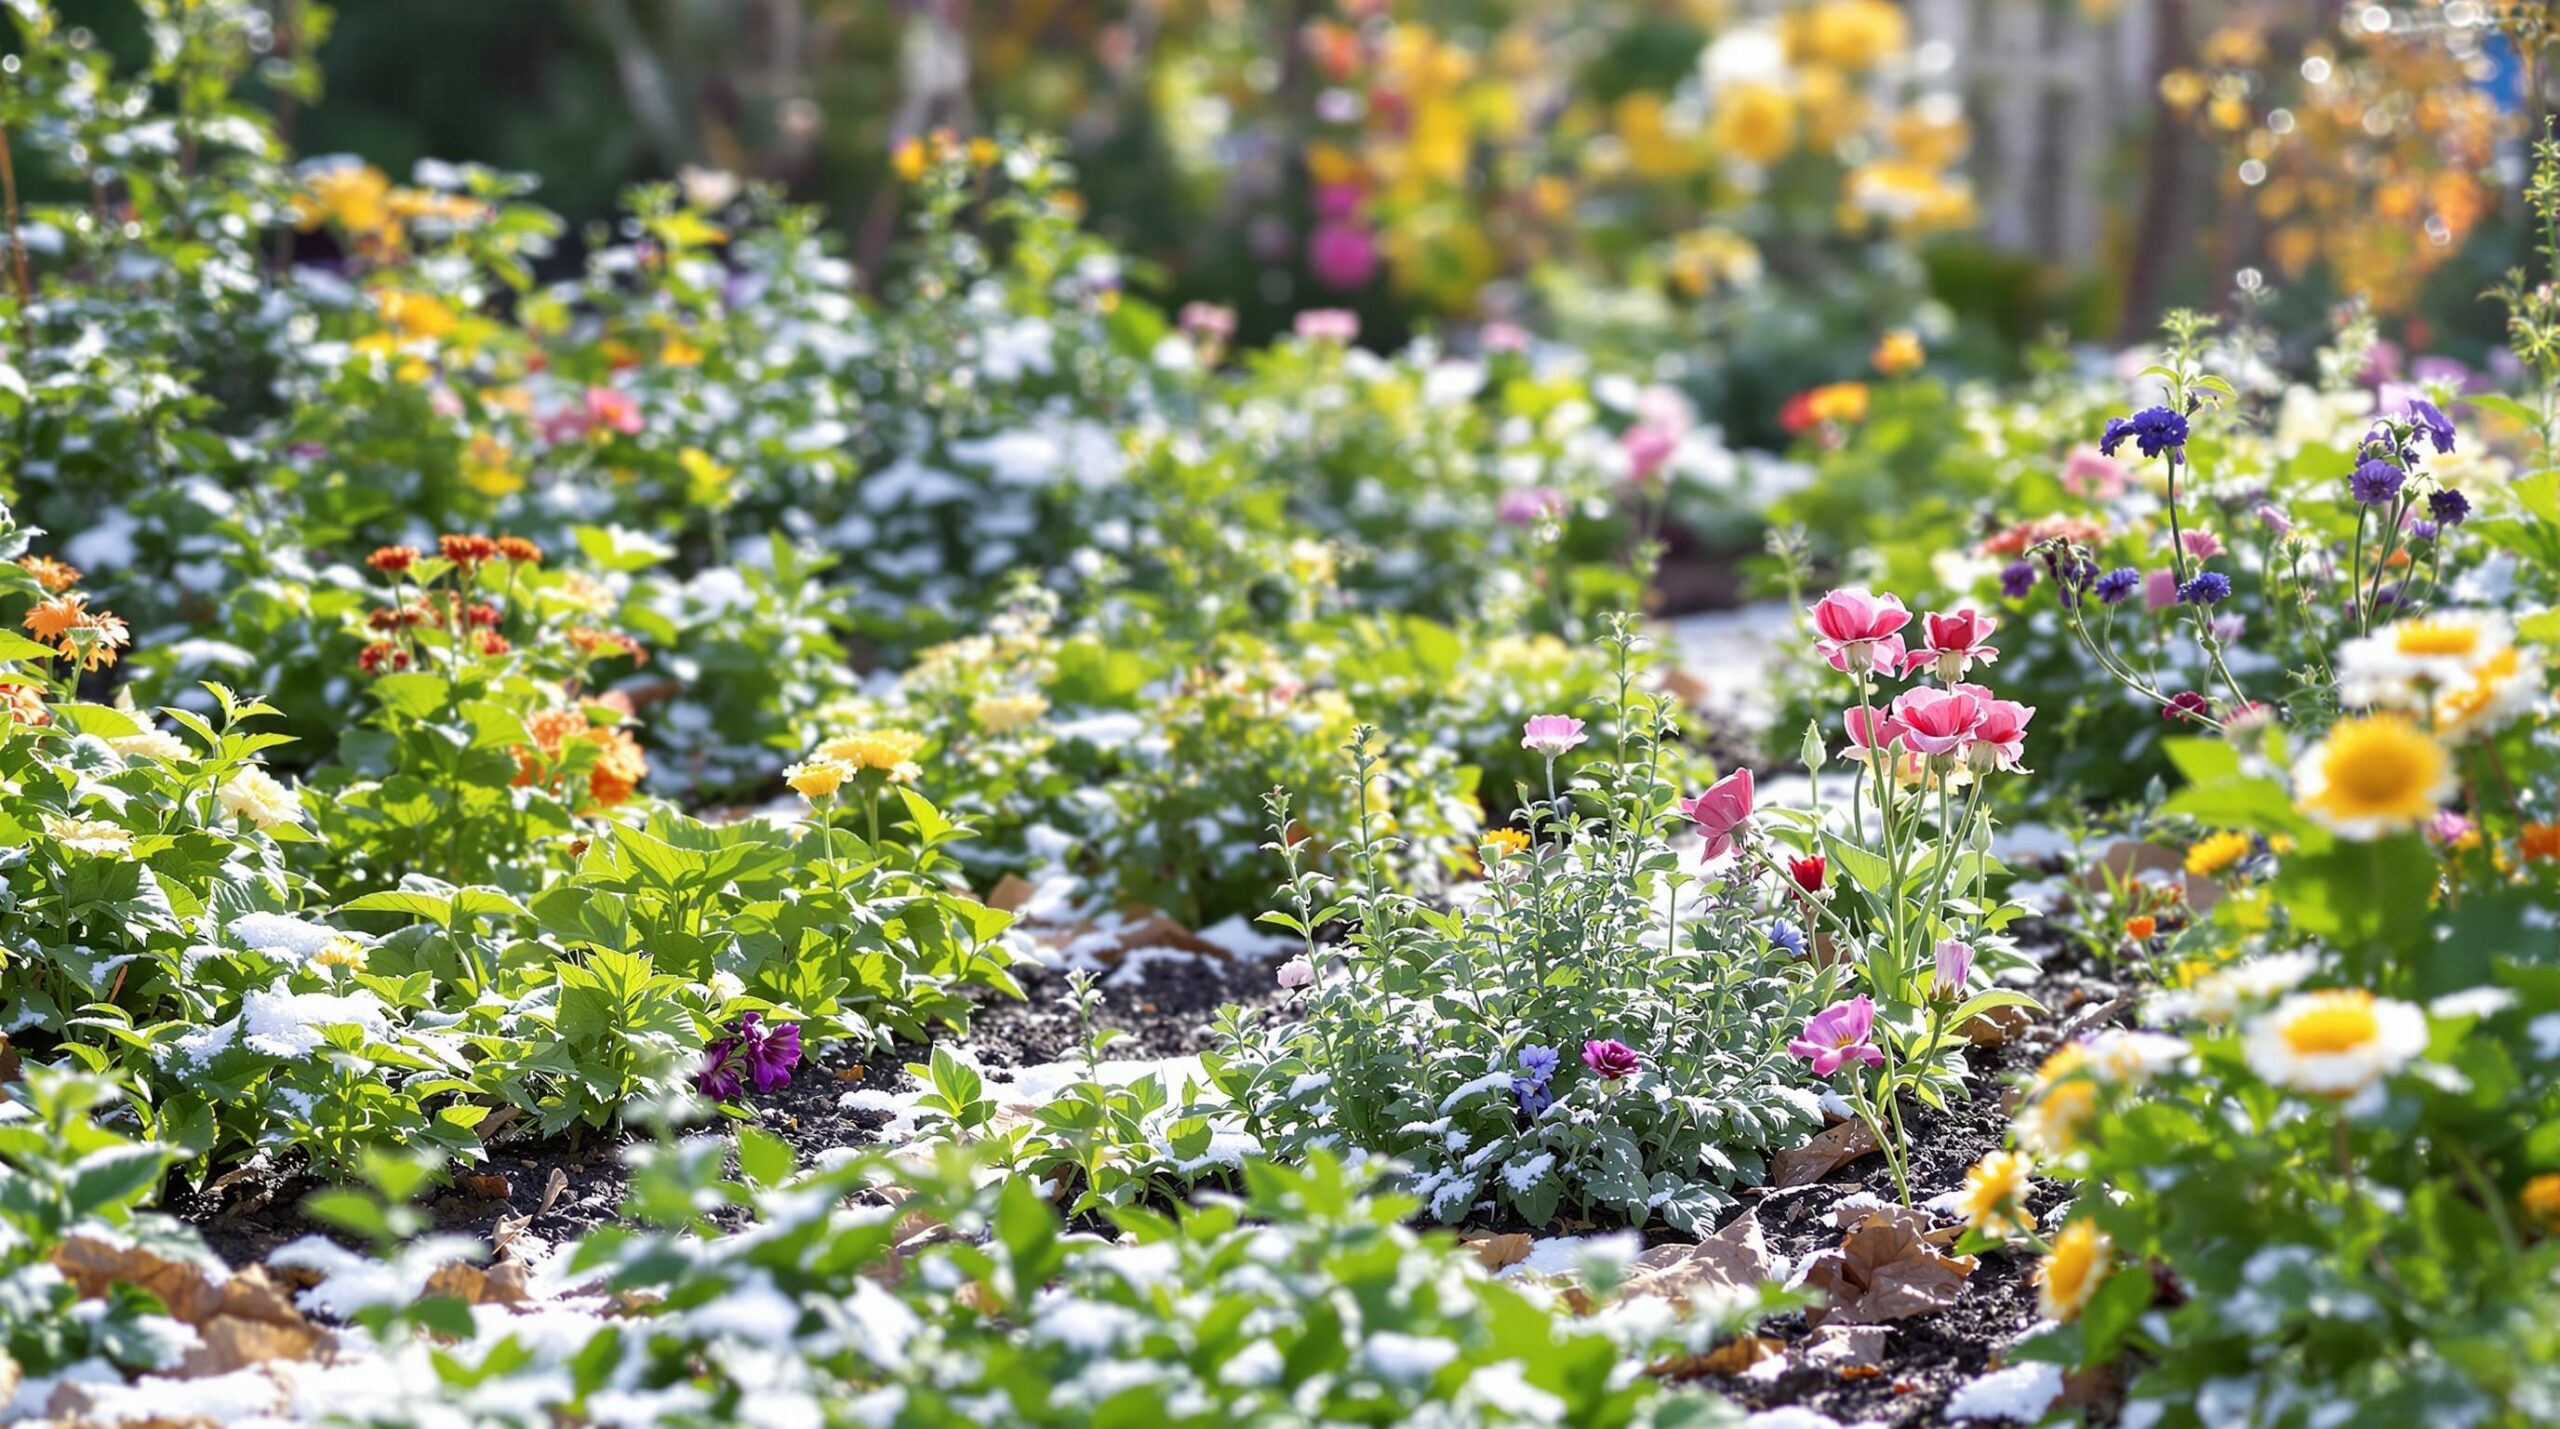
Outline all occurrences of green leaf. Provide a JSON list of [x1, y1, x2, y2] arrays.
[[51, 703, 146, 740], [735, 1126, 794, 1188], [370, 674, 453, 722]]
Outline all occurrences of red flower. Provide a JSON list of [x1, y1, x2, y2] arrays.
[[2162, 691, 2213, 723], [1787, 855, 1827, 893], [367, 545, 420, 575]]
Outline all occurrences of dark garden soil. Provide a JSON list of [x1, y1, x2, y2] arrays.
[[168, 947, 1297, 1272], [1689, 926, 2133, 1426]]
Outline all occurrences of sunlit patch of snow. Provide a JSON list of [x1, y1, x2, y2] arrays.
[[1945, 1361, 2066, 1422]]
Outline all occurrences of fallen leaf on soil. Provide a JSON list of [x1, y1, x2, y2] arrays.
[[835, 1065, 866, 1083], [1797, 1207, 1976, 1328], [1798, 1323, 1889, 1371], [1661, 666, 1712, 711], [52, 1237, 326, 1374], [458, 1173, 511, 1200], [1961, 1002, 2036, 1047], [986, 874, 1039, 913], [1618, 1210, 1779, 1308], [1650, 1335, 1784, 1380], [1463, 1232, 1534, 1272], [424, 1258, 532, 1308], [1771, 1118, 1881, 1188], [473, 1104, 523, 1144]]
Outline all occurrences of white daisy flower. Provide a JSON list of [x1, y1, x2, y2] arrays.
[[2242, 989, 2428, 1099]]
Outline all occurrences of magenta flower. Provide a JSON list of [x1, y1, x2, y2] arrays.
[[697, 1012, 803, 1102], [1789, 996, 1886, 1076], [1521, 715, 1589, 758], [1678, 768, 1755, 860], [2180, 529, 2226, 561], [1622, 421, 1680, 482], [1885, 685, 1984, 758], [1932, 939, 1974, 1000], [1809, 588, 1912, 675], [1911, 608, 2000, 681], [1951, 684, 2035, 772], [1307, 220, 1380, 291], [1498, 487, 1566, 526], [1582, 1039, 1640, 1080]]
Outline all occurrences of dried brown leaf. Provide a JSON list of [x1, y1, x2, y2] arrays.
[[1650, 1335, 1784, 1381], [1798, 1324, 1889, 1371], [1771, 1119, 1881, 1188], [1621, 1211, 1778, 1306], [1464, 1232, 1535, 1273]]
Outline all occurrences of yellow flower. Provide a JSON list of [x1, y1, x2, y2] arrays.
[[1871, 330, 1925, 378], [1956, 1150, 2034, 1239], [313, 935, 371, 972], [2292, 715, 2453, 839], [2037, 1220, 2111, 1322], [42, 814, 132, 856], [2183, 831, 2253, 878], [1708, 84, 1797, 167], [218, 767, 303, 831], [375, 289, 457, 341], [2014, 1043, 2098, 1159], [461, 436, 522, 498], [1481, 827, 1531, 859], [1806, 383, 1870, 425], [2523, 1173, 2560, 1235], [784, 758, 851, 802], [892, 137, 929, 182], [970, 692, 1049, 735], [1288, 538, 1338, 590], [297, 164, 396, 237], [819, 728, 928, 781]]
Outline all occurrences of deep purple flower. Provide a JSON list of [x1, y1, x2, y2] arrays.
[[1999, 561, 2038, 599], [1581, 1039, 1640, 1080], [2405, 396, 2456, 454], [2180, 571, 2231, 605], [696, 1012, 803, 1102], [2102, 406, 2189, 460], [2095, 568, 2141, 605], [2428, 488, 2470, 527], [2351, 458, 2405, 507], [2409, 520, 2439, 542]]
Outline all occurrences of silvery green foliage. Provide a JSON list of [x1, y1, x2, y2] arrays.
[[1210, 630, 1825, 1234]]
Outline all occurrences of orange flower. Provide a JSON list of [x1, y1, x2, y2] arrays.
[[586, 725, 648, 807], [23, 595, 87, 644], [496, 536, 543, 565], [18, 555, 80, 592], [2522, 823, 2560, 864], [439, 533, 500, 567], [22, 596, 129, 670], [2124, 915, 2157, 940], [367, 545, 421, 575]]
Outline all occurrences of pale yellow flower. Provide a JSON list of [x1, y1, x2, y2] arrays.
[[218, 767, 303, 831]]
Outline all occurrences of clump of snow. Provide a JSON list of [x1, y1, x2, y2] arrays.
[[228, 912, 351, 962], [174, 981, 393, 1064], [1945, 1361, 2066, 1422]]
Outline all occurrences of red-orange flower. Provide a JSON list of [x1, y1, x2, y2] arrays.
[[496, 536, 543, 565], [2, 681, 49, 726], [2522, 823, 2560, 864], [23, 595, 130, 670], [2124, 915, 2157, 940], [439, 533, 500, 567], [367, 545, 421, 575], [358, 641, 411, 675]]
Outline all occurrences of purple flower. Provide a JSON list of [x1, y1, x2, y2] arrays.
[[1788, 996, 1885, 1076], [1768, 919, 1807, 957], [2428, 488, 2469, 527], [2254, 503, 2292, 534], [2404, 396, 2457, 454], [1499, 487, 1565, 527], [2101, 406, 2188, 459], [1513, 1045, 1560, 1115], [2351, 458, 2405, 507], [1581, 1039, 1640, 1080], [1513, 1078, 1552, 1116], [1999, 561, 2038, 599], [697, 1012, 803, 1102], [1932, 939, 1973, 1000], [1518, 1045, 1561, 1082], [2409, 520, 2439, 542], [2180, 571, 2231, 605], [2095, 568, 2141, 605]]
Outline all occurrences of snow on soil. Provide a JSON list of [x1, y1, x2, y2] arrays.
[[1943, 1361, 2067, 1422], [1670, 601, 1795, 734]]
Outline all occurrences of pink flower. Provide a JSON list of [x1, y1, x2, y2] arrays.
[[1294, 309, 1360, 344], [1179, 302, 1237, 342], [2180, 529, 2225, 561], [1789, 996, 1886, 1076], [1499, 487, 1566, 526], [1307, 220, 1380, 291], [1678, 767, 1755, 860], [1582, 1039, 1640, 1080], [1809, 589, 1912, 675], [585, 386, 643, 436], [1952, 684, 2035, 772], [1521, 715, 1588, 758], [2143, 569, 2180, 611], [1885, 685, 1984, 758], [1932, 939, 1974, 1000], [1480, 321, 1531, 353], [1276, 954, 1315, 989], [1622, 421, 1680, 482], [1910, 608, 2000, 681], [2061, 446, 2130, 501], [1842, 704, 1908, 759]]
